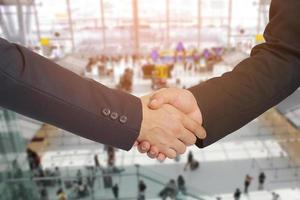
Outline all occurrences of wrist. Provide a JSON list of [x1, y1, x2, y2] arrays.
[[138, 96, 150, 142]]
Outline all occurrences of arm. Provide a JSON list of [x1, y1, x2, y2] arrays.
[[140, 0, 300, 157], [0, 38, 142, 150], [190, 0, 300, 147]]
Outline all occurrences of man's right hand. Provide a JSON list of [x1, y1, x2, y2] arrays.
[[138, 95, 206, 159], [137, 88, 205, 161]]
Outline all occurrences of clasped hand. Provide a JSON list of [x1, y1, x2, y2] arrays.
[[136, 88, 206, 161]]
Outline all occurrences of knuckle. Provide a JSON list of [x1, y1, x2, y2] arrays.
[[159, 153, 166, 159], [189, 133, 196, 141], [151, 147, 159, 155], [191, 135, 197, 145], [181, 147, 187, 154], [185, 137, 195, 146], [139, 149, 146, 154], [178, 114, 184, 121], [147, 153, 155, 159], [167, 150, 176, 159], [172, 125, 182, 135], [176, 149, 182, 155], [169, 154, 176, 159], [179, 145, 186, 154]]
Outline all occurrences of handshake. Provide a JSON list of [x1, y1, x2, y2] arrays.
[[136, 88, 207, 161]]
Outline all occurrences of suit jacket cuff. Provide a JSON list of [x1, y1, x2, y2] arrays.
[[189, 83, 233, 148]]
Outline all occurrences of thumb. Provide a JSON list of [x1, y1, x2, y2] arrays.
[[149, 89, 171, 109], [149, 96, 164, 109]]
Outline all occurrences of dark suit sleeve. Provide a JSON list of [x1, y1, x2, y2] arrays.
[[189, 0, 300, 148], [0, 38, 142, 151]]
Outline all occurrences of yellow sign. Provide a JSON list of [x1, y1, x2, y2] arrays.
[[155, 65, 168, 79], [40, 38, 50, 46], [255, 34, 265, 43]]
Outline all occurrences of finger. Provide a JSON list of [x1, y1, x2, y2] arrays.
[[169, 138, 186, 155], [178, 126, 197, 146], [148, 88, 172, 109], [133, 141, 139, 147], [137, 141, 151, 153], [147, 146, 159, 159], [165, 148, 177, 159], [181, 115, 207, 139], [157, 153, 167, 162]]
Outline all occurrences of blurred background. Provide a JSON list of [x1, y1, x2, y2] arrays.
[[0, 0, 300, 200]]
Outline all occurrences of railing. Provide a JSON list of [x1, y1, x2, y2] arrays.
[[1, 166, 212, 200]]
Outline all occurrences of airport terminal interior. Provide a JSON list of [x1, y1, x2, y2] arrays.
[[0, 0, 300, 199]]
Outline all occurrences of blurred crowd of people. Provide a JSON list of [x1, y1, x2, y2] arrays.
[[25, 145, 128, 200], [84, 45, 225, 93], [25, 144, 283, 200], [159, 175, 187, 200], [223, 172, 278, 200]]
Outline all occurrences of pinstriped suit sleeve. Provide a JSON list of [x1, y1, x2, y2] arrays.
[[0, 38, 142, 151]]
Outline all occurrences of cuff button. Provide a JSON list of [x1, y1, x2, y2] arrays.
[[110, 112, 119, 120], [119, 116, 128, 124], [102, 108, 111, 116]]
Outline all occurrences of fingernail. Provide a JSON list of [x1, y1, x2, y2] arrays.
[[142, 145, 147, 150]]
